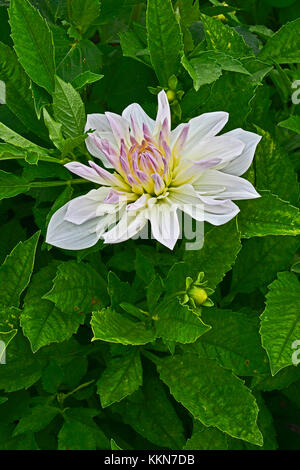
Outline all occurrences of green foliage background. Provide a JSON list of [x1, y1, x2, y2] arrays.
[[0, 0, 300, 450]]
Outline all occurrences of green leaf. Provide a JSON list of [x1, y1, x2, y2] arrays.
[[183, 219, 241, 290], [60, 133, 88, 158], [254, 129, 299, 205], [258, 18, 300, 64], [155, 299, 211, 344], [0, 122, 57, 162], [13, 404, 59, 437], [146, 275, 164, 313], [238, 191, 300, 238], [260, 272, 300, 375], [58, 408, 109, 450], [185, 308, 269, 376], [30, 81, 51, 119], [46, 186, 74, 228], [68, 0, 100, 34], [43, 108, 64, 150], [200, 14, 254, 58], [182, 55, 222, 91], [157, 353, 263, 445], [278, 115, 300, 134], [108, 272, 136, 310], [0, 332, 44, 392], [119, 30, 151, 67], [110, 439, 122, 450], [21, 263, 86, 352], [71, 71, 103, 90], [44, 261, 108, 315], [0, 170, 30, 201], [9, 0, 56, 93], [230, 236, 300, 295], [52, 75, 86, 139], [146, 0, 183, 86], [134, 248, 155, 284], [195, 72, 257, 130], [0, 41, 45, 136], [55, 35, 103, 84], [91, 308, 156, 346], [0, 306, 19, 337], [0, 330, 17, 363], [111, 371, 186, 449], [184, 421, 228, 450], [182, 51, 250, 91], [0, 232, 40, 308], [97, 350, 143, 408]]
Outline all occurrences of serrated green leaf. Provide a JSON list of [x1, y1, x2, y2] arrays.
[[0, 170, 29, 200], [43, 108, 64, 150], [155, 298, 211, 344], [9, 0, 56, 93], [97, 350, 143, 408], [119, 30, 151, 67], [157, 353, 262, 445], [68, 0, 100, 34], [260, 272, 300, 375], [0, 232, 40, 308], [0, 332, 44, 392], [71, 71, 103, 90], [238, 191, 300, 238], [230, 236, 300, 295], [185, 308, 269, 376], [0, 41, 45, 136], [254, 129, 298, 205], [52, 75, 85, 139], [184, 421, 228, 450], [44, 260, 108, 315], [12, 404, 59, 437], [21, 263, 85, 352], [182, 55, 222, 91], [258, 18, 300, 64], [278, 115, 300, 134], [200, 14, 254, 58], [182, 51, 250, 91], [58, 408, 109, 450], [146, 0, 183, 86], [197, 72, 257, 130], [183, 219, 241, 290], [108, 271, 136, 310], [91, 308, 156, 346], [111, 371, 186, 449]]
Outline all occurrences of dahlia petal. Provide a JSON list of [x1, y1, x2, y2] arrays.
[[65, 188, 110, 225], [122, 103, 155, 141], [181, 135, 245, 163], [65, 162, 109, 185], [220, 129, 262, 176], [154, 90, 171, 139], [85, 114, 117, 168], [172, 111, 229, 154], [105, 112, 130, 146], [168, 184, 204, 221], [194, 170, 260, 200], [199, 197, 240, 225], [103, 210, 147, 244], [46, 203, 100, 250], [147, 200, 180, 250]]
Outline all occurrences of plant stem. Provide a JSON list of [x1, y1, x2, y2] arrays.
[[30, 179, 88, 189]]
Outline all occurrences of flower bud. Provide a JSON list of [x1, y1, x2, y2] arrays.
[[188, 286, 208, 306], [166, 90, 176, 102]]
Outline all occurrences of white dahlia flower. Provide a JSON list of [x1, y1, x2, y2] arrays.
[[46, 91, 261, 250]]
